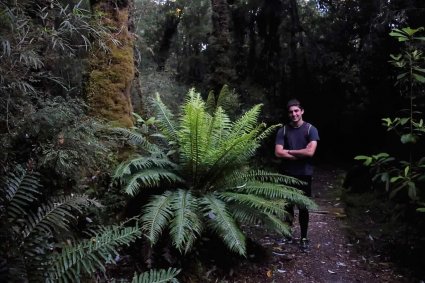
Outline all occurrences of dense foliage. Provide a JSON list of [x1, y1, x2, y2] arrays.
[[2, 0, 425, 281]]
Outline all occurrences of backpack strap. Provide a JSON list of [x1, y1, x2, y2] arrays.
[[306, 123, 312, 136], [283, 125, 286, 137]]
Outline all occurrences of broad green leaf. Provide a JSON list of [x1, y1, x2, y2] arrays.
[[373, 152, 390, 159], [389, 54, 402, 60], [390, 176, 403, 183], [413, 73, 425, 83], [396, 72, 408, 80], [400, 133, 417, 144], [354, 155, 372, 166], [408, 181, 416, 200]]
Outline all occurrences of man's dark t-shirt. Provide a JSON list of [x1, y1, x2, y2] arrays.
[[275, 122, 320, 176]]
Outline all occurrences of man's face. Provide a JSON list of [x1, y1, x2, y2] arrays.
[[288, 105, 304, 123]]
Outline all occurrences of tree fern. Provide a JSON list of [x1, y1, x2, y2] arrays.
[[115, 88, 316, 256]]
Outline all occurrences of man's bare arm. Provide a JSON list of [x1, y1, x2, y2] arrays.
[[288, 141, 318, 158], [275, 144, 297, 160]]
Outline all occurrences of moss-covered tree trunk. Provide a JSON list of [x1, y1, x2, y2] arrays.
[[86, 0, 135, 127]]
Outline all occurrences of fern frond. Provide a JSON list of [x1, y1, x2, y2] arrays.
[[1, 166, 42, 220], [111, 127, 160, 152], [131, 268, 180, 283], [141, 191, 174, 244], [151, 93, 178, 143], [222, 170, 304, 187], [178, 89, 210, 180], [113, 155, 178, 181], [169, 190, 202, 253], [205, 90, 216, 113], [21, 194, 101, 239], [219, 192, 286, 216], [231, 181, 300, 198], [124, 169, 183, 196], [205, 106, 232, 151], [227, 104, 263, 140], [263, 213, 292, 236], [201, 194, 246, 256], [50, 225, 142, 282]]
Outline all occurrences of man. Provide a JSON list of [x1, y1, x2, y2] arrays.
[[275, 98, 319, 252]]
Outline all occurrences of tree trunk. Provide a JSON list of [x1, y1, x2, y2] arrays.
[[86, 0, 135, 127], [209, 0, 235, 92]]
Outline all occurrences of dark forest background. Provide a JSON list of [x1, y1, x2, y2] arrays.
[[134, 0, 425, 162]]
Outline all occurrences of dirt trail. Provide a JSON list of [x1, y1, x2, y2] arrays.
[[230, 164, 408, 283]]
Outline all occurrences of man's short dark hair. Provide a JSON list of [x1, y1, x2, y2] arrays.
[[287, 99, 302, 110]]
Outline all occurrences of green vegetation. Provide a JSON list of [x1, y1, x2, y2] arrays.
[[113, 89, 316, 256], [1, 0, 425, 281], [355, 27, 425, 209]]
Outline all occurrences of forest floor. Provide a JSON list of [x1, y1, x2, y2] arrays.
[[209, 164, 412, 283]]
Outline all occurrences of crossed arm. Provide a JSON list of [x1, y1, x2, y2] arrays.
[[274, 140, 318, 160]]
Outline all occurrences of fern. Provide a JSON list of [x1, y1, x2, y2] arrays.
[[169, 190, 202, 253], [151, 92, 178, 143], [0, 166, 142, 282], [131, 268, 180, 283], [49, 225, 142, 282], [201, 194, 246, 256], [141, 191, 174, 244], [115, 88, 316, 256], [1, 166, 41, 220]]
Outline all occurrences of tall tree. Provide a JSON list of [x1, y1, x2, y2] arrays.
[[209, 0, 235, 91], [86, 0, 136, 127]]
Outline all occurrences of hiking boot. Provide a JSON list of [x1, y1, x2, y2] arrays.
[[299, 238, 310, 252]]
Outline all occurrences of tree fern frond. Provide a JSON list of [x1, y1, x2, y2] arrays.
[[201, 194, 246, 256], [113, 155, 178, 181], [178, 89, 211, 180], [205, 90, 216, 114], [227, 104, 263, 140], [124, 169, 183, 196], [169, 190, 202, 254], [262, 213, 292, 236], [205, 106, 232, 150], [111, 127, 160, 152], [230, 181, 301, 198], [141, 191, 174, 244], [222, 170, 304, 187], [255, 123, 282, 141], [50, 225, 142, 282], [151, 93, 178, 143], [219, 192, 286, 216], [131, 268, 180, 283], [21, 194, 101, 239], [1, 166, 42, 220]]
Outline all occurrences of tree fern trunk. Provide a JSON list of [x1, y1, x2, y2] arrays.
[[86, 0, 135, 127]]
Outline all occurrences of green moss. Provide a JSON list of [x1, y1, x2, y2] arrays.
[[86, 5, 135, 128]]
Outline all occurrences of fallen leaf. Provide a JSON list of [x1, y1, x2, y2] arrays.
[[266, 270, 272, 277]]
